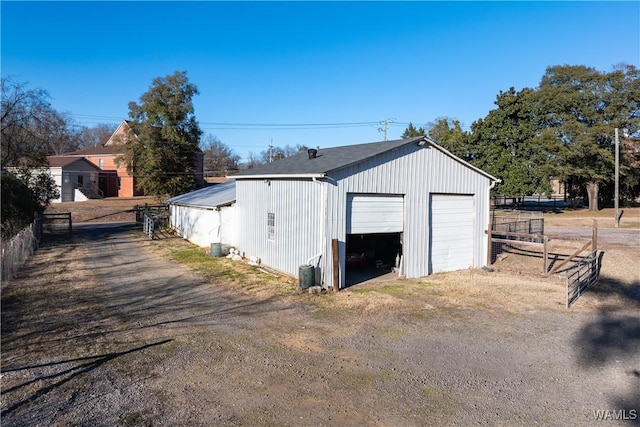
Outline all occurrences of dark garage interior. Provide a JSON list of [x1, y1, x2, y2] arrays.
[[345, 232, 402, 287]]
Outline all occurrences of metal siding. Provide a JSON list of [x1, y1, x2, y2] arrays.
[[430, 195, 475, 273], [237, 144, 492, 289], [170, 204, 225, 248], [220, 203, 237, 247], [326, 144, 491, 286], [237, 179, 323, 278], [346, 194, 404, 234]]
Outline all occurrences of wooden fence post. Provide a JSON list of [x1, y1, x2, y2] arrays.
[[486, 229, 493, 266], [543, 235, 549, 275], [332, 238, 339, 292], [592, 219, 597, 252]]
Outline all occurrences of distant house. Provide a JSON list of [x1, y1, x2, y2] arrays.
[[166, 181, 236, 249], [66, 120, 204, 198], [231, 136, 500, 289], [46, 156, 102, 203]]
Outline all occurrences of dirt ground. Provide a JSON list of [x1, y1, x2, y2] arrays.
[[1, 200, 638, 425], [44, 197, 158, 223]]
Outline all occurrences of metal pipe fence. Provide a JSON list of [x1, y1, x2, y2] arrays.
[[565, 250, 602, 308]]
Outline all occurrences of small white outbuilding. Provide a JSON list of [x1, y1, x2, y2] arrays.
[[166, 181, 237, 249], [47, 156, 102, 202], [231, 136, 500, 289]]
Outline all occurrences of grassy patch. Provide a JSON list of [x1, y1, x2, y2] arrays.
[[421, 387, 457, 417], [118, 411, 153, 427], [352, 281, 441, 298], [377, 325, 406, 340], [167, 246, 210, 263], [158, 240, 298, 297], [351, 284, 408, 297]]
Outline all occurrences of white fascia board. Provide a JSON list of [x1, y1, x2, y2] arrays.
[[229, 173, 326, 180]]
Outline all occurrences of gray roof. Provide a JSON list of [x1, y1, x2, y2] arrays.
[[233, 137, 426, 178], [47, 156, 101, 169], [166, 181, 236, 208], [232, 136, 499, 182]]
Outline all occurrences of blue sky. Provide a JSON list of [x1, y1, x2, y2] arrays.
[[2, 1, 638, 162]]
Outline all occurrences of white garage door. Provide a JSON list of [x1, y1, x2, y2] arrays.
[[430, 194, 474, 273], [346, 194, 404, 234]]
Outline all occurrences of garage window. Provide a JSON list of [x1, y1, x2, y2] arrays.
[[267, 212, 275, 241]]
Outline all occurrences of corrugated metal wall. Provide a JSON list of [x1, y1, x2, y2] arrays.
[[236, 179, 324, 278], [169, 204, 237, 248], [324, 144, 490, 286], [237, 143, 492, 288]]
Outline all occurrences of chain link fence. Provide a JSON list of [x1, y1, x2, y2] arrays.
[[489, 210, 547, 275], [491, 210, 544, 234], [1, 223, 39, 282]]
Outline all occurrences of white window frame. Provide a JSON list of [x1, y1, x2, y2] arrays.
[[267, 212, 275, 242]]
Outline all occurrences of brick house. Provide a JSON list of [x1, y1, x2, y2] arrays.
[[66, 120, 204, 197]]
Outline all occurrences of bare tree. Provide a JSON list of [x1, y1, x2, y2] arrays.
[[202, 134, 240, 176], [1, 77, 54, 166], [76, 123, 117, 149]]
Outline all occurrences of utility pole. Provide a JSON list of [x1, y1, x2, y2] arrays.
[[614, 128, 620, 228], [378, 118, 395, 141], [269, 139, 273, 163]]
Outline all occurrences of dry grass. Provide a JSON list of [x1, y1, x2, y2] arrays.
[[544, 207, 640, 228], [46, 196, 157, 223]]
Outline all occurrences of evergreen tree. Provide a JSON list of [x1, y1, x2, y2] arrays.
[[123, 71, 203, 199], [536, 64, 640, 210], [469, 88, 552, 197], [427, 117, 471, 160], [401, 122, 426, 138]]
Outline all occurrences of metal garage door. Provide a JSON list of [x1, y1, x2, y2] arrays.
[[430, 194, 474, 273], [346, 194, 404, 234]]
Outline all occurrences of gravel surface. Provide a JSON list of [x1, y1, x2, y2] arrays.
[[546, 227, 640, 246], [2, 218, 639, 426]]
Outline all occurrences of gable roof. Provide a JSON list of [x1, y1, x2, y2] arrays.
[[166, 180, 236, 208], [65, 145, 120, 156], [105, 120, 135, 146], [47, 156, 101, 169], [232, 136, 499, 182]]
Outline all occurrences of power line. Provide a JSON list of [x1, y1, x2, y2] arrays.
[[198, 120, 379, 127], [66, 114, 385, 131], [377, 118, 396, 141]]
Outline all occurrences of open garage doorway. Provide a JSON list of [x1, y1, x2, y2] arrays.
[[345, 193, 404, 287], [345, 232, 402, 287]]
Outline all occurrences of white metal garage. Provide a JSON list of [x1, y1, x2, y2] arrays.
[[430, 194, 475, 273], [346, 194, 404, 234], [232, 136, 500, 289]]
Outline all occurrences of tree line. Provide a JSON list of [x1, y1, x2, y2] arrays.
[[402, 64, 640, 211], [2, 64, 638, 236]]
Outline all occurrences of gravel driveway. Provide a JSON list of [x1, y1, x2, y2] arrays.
[[2, 222, 639, 426]]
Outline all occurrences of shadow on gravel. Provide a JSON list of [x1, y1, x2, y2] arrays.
[[1, 222, 295, 423], [1, 339, 172, 418], [2, 223, 291, 354], [573, 278, 640, 423]]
